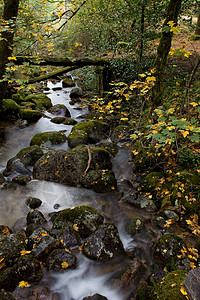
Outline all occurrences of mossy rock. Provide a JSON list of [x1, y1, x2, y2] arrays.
[[111, 125, 130, 142], [47, 249, 77, 271], [71, 120, 109, 143], [50, 117, 77, 125], [30, 131, 67, 147], [0, 99, 20, 119], [33, 149, 88, 186], [68, 129, 88, 148], [16, 145, 44, 166], [12, 92, 25, 104], [20, 101, 36, 110], [63, 118, 77, 125], [19, 109, 43, 123], [70, 87, 83, 98], [93, 173, 117, 193], [48, 104, 70, 117], [62, 78, 76, 88], [129, 217, 145, 235], [0, 233, 26, 268], [152, 234, 189, 272], [51, 205, 104, 238], [100, 142, 119, 157], [155, 270, 187, 300], [80, 170, 101, 188], [12, 174, 31, 185], [136, 285, 156, 300], [24, 93, 52, 110]]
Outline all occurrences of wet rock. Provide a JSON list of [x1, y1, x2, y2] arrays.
[[3, 157, 32, 177], [68, 129, 88, 148], [59, 226, 81, 250], [152, 216, 166, 230], [0, 172, 6, 184], [92, 173, 117, 193], [63, 118, 77, 125], [62, 78, 75, 88], [121, 189, 157, 211], [19, 109, 43, 123], [183, 267, 200, 300], [164, 210, 179, 222], [30, 131, 67, 147], [12, 92, 25, 104], [27, 210, 46, 225], [82, 294, 108, 300], [25, 223, 42, 237], [0, 291, 16, 300], [129, 217, 145, 235], [21, 101, 36, 110], [48, 104, 70, 117], [28, 228, 60, 262], [70, 87, 83, 98], [24, 93, 52, 110], [80, 170, 101, 188], [13, 286, 50, 300], [112, 258, 143, 291], [0, 255, 43, 292], [71, 120, 109, 144], [0, 225, 12, 237], [52, 87, 62, 91], [51, 205, 104, 238], [47, 249, 77, 271], [26, 197, 42, 209], [17, 145, 44, 166], [0, 233, 26, 268], [33, 149, 87, 186], [53, 203, 60, 210], [152, 234, 190, 271], [100, 142, 119, 158], [83, 223, 124, 261], [12, 174, 31, 185], [50, 117, 77, 125]]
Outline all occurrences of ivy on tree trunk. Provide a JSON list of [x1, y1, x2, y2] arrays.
[[151, 0, 182, 108], [0, 0, 19, 107]]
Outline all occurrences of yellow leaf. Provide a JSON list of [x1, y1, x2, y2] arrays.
[[19, 281, 30, 288], [40, 67, 45, 72], [179, 130, 189, 138], [61, 261, 69, 269], [20, 250, 31, 256], [190, 102, 198, 107], [73, 224, 79, 231], [8, 56, 17, 60], [180, 285, 187, 296]]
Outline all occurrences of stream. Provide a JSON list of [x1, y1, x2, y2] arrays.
[[0, 80, 156, 300]]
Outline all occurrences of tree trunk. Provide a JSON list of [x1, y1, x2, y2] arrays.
[[139, 4, 145, 64], [0, 0, 19, 107], [195, 13, 200, 35], [151, 0, 182, 108]]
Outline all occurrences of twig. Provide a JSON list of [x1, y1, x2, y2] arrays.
[[84, 145, 92, 175]]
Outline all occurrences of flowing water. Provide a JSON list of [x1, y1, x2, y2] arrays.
[[0, 80, 155, 300]]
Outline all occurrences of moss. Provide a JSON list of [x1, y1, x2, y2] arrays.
[[155, 270, 187, 300], [93, 173, 117, 193], [19, 109, 43, 123], [12, 92, 25, 104], [142, 172, 164, 193], [100, 142, 119, 157], [20, 101, 36, 110], [136, 285, 156, 300], [24, 93, 52, 110], [68, 129, 88, 148], [30, 131, 67, 147], [62, 77, 75, 88], [72, 120, 108, 135], [190, 34, 200, 41], [0, 99, 20, 118], [17, 145, 44, 166]]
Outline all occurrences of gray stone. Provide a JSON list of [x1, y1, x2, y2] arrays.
[[183, 268, 200, 300]]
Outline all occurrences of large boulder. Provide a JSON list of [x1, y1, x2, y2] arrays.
[[82, 223, 124, 261], [19, 109, 43, 123], [51, 205, 104, 238], [16, 145, 44, 166], [33, 149, 87, 186], [62, 77, 75, 88], [23, 93, 52, 110], [26, 210, 47, 225], [30, 131, 67, 147], [59, 226, 81, 250], [70, 87, 83, 98], [0, 99, 20, 119]]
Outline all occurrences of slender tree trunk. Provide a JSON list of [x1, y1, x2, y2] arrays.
[[151, 0, 182, 108], [139, 3, 145, 64], [0, 0, 19, 107], [195, 13, 200, 35]]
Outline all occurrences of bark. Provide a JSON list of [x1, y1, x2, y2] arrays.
[[151, 0, 182, 108], [195, 13, 200, 35], [0, 0, 19, 106]]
